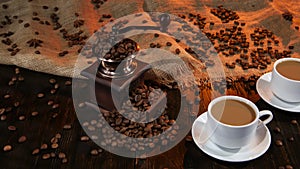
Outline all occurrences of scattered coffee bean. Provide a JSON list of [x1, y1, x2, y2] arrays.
[[275, 139, 283, 146], [31, 111, 39, 117], [63, 124, 72, 130], [58, 152, 66, 159], [42, 153, 51, 160], [288, 137, 294, 142], [150, 43, 156, 48], [1, 115, 7, 121], [37, 93, 45, 98], [282, 12, 293, 22], [18, 136, 27, 143], [42, 6, 49, 9], [185, 135, 193, 142], [285, 165, 293, 169], [62, 158, 68, 164], [50, 152, 56, 158], [51, 143, 59, 149], [32, 148, 40, 155], [40, 143, 48, 150], [34, 50, 41, 54], [166, 42, 172, 46], [154, 33, 159, 38], [80, 136, 90, 141], [52, 104, 59, 109], [90, 149, 99, 155], [24, 23, 30, 28], [8, 125, 17, 131], [274, 127, 281, 133], [49, 78, 56, 84], [4, 94, 10, 99], [65, 80, 72, 86], [2, 4, 8, 9], [175, 48, 180, 54], [18, 115, 25, 121], [14, 102, 20, 107], [3, 145, 12, 152], [47, 100, 54, 106], [54, 83, 59, 89], [50, 89, 56, 94], [291, 120, 297, 125]]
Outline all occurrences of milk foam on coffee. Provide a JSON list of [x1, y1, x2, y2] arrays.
[[211, 100, 256, 126], [276, 60, 300, 81]]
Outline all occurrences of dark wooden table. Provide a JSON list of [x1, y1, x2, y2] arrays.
[[0, 64, 299, 169]]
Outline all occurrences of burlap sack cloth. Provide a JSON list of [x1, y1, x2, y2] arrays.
[[1, 0, 300, 86]]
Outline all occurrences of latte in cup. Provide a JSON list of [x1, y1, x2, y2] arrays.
[[276, 60, 300, 81], [206, 96, 273, 149], [270, 58, 300, 102], [211, 99, 256, 126]]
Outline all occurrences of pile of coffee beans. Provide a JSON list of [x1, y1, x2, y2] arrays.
[[102, 38, 139, 61], [210, 5, 239, 23]]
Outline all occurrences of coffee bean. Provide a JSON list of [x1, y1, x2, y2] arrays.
[[1, 115, 7, 121], [150, 43, 156, 48], [52, 104, 59, 109], [288, 137, 294, 142], [50, 89, 56, 94], [274, 127, 281, 133], [42, 153, 51, 160], [18, 115, 25, 121], [275, 140, 283, 146], [52, 113, 58, 119], [0, 108, 5, 115], [154, 33, 159, 38], [55, 133, 62, 139], [63, 124, 72, 130], [2, 4, 8, 9], [40, 143, 48, 150], [80, 136, 90, 141], [175, 48, 180, 54], [54, 83, 59, 89], [8, 125, 17, 131], [4, 94, 10, 99], [35, 50, 41, 54], [291, 120, 298, 125], [50, 152, 56, 158], [18, 136, 27, 143], [32, 148, 40, 155], [51, 143, 59, 149], [185, 135, 193, 142], [65, 80, 72, 86], [31, 111, 39, 117], [47, 100, 54, 106], [42, 6, 49, 9], [90, 149, 99, 155], [62, 158, 68, 164], [166, 42, 172, 46], [3, 145, 12, 152], [58, 152, 66, 159], [14, 102, 20, 107], [24, 23, 30, 28], [37, 93, 45, 98]]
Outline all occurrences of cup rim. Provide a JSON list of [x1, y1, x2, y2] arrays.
[[273, 58, 300, 83], [208, 95, 259, 128]]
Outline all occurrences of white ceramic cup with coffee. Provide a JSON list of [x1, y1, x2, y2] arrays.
[[205, 95, 273, 149], [270, 58, 300, 102]]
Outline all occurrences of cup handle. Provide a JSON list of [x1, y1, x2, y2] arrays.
[[258, 110, 273, 125]]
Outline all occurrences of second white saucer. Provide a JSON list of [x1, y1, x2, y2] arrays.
[[191, 112, 271, 162], [256, 72, 300, 113]]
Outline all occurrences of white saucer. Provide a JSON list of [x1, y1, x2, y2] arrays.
[[256, 72, 300, 113], [191, 112, 271, 162]]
